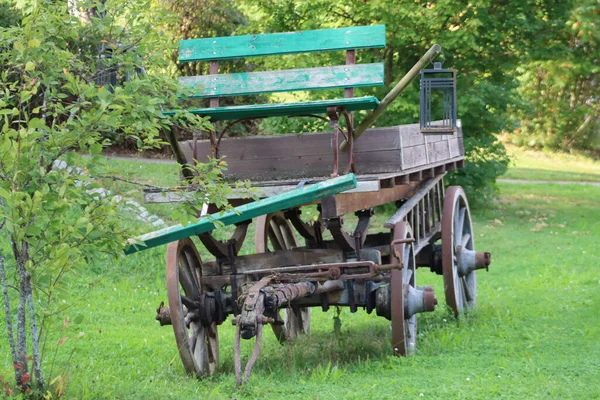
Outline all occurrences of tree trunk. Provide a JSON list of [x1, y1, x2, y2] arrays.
[[0, 249, 19, 384], [11, 237, 29, 388]]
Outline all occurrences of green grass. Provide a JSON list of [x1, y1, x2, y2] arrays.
[[502, 143, 600, 182], [1, 155, 600, 399]]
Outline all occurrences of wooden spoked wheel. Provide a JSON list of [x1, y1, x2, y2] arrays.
[[442, 186, 476, 316], [390, 221, 417, 356], [255, 212, 311, 342], [166, 238, 219, 378]]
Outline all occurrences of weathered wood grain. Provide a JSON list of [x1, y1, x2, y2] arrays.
[[179, 122, 463, 181], [179, 64, 384, 98], [179, 25, 386, 62]]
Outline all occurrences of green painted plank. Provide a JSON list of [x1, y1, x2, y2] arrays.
[[163, 97, 380, 121], [125, 174, 358, 254], [179, 25, 386, 62], [179, 63, 384, 98]]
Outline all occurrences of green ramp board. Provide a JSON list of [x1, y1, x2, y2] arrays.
[[125, 173, 357, 255]]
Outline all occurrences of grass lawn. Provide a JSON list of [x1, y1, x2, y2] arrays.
[[1, 151, 599, 399], [502, 143, 600, 182]]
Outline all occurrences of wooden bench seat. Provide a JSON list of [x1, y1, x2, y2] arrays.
[[172, 24, 387, 175], [175, 25, 385, 119], [166, 96, 379, 121]]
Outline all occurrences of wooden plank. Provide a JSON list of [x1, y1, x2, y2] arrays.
[[321, 183, 417, 219], [124, 174, 357, 254], [196, 151, 400, 182], [179, 63, 384, 98], [179, 25, 386, 62], [180, 126, 400, 162], [202, 249, 344, 276], [171, 97, 380, 121], [143, 180, 381, 204], [177, 123, 464, 181], [402, 144, 428, 169]]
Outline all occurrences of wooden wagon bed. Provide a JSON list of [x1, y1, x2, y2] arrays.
[[145, 121, 464, 209]]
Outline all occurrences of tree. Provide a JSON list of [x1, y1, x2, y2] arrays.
[[237, 0, 575, 203], [512, 0, 599, 152], [0, 0, 221, 394]]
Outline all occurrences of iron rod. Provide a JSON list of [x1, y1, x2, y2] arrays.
[[340, 44, 442, 150]]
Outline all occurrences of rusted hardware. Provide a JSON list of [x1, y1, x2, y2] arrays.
[[376, 280, 438, 320], [232, 277, 271, 386], [155, 301, 173, 326], [233, 277, 326, 386], [327, 106, 356, 177], [155, 289, 228, 328], [390, 237, 416, 259], [243, 260, 403, 282], [475, 251, 492, 271], [340, 44, 442, 150], [404, 284, 437, 318], [456, 246, 492, 274], [234, 320, 263, 387]]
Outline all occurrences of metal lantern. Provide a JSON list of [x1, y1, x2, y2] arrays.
[[420, 62, 457, 134]]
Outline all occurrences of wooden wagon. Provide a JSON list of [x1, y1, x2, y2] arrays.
[[126, 25, 491, 385]]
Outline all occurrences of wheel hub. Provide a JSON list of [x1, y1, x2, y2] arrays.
[[456, 246, 491, 276]]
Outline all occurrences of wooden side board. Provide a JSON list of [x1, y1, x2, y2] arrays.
[[125, 174, 356, 254], [180, 122, 464, 182]]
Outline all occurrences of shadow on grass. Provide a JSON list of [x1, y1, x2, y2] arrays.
[[213, 305, 464, 379]]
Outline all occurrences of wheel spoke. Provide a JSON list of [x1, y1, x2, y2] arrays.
[[456, 206, 465, 246], [167, 239, 219, 378], [270, 220, 286, 250], [404, 268, 413, 287], [178, 261, 196, 299], [461, 277, 473, 302], [188, 322, 199, 353], [462, 232, 471, 249], [279, 220, 297, 249], [454, 273, 463, 308]]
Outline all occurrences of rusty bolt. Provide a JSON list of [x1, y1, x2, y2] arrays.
[[423, 288, 437, 312], [475, 251, 492, 271], [258, 316, 274, 325]]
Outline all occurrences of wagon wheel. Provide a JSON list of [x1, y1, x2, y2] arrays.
[[442, 186, 476, 316], [390, 221, 417, 356], [255, 212, 311, 342], [166, 238, 219, 377]]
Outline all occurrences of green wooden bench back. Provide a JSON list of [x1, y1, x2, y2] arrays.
[[180, 64, 384, 98], [179, 25, 386, 62], [177, 25, 386, 99]]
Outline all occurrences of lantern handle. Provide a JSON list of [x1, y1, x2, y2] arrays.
[[340, 44, 442, 150]]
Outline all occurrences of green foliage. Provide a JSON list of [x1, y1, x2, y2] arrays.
[[0, 0, 229, 391], [0, 0, 20, 28], [235, 0, 581, 202], [161, 0, 247, 77], [511, 0, 599, 153]]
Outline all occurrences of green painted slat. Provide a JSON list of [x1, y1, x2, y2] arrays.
[[179, 25, 386, 62], [179, 63, 384, 98], [163, 97, 379, 121], [124, 174, 358, 254]]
